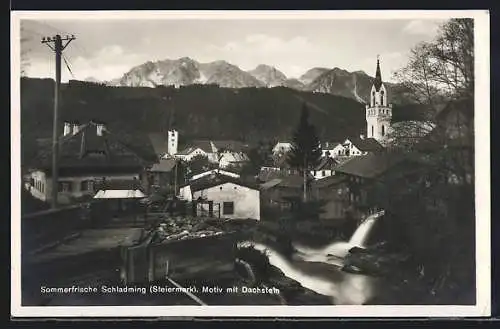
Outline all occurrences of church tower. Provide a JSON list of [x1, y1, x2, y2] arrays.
[[167, 106, 178, 156], [366, 56, 392, 143]]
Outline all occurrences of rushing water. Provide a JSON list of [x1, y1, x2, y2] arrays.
[[241, 211, 386, 305]]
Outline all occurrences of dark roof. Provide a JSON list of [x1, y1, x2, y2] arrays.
[[179, 140, 215, 155], [315, 157, 338, 170], [260, 178, 283, 190], [212, 140, 249, 152], [334, 152, 411, 179], [186, 173, 259, 192], [312, 174, 348, 189], [278, 173, 314, 189], [346, 136, 384, 152], [148, 133, 169, 156], [257, 169, 288, 182], [149, 158, 177, 172], [95, 179, 144, 191], [32, 122, 158, 170]]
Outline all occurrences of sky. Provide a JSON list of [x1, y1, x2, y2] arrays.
[[19, 15, 447, 83]]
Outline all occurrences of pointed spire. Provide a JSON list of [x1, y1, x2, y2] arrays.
[[374, 55, 382, 91]]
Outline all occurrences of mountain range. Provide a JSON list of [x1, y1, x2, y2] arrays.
[[101, 57, 406, 104]]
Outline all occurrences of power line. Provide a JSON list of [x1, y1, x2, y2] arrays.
[[41, 34, 76, 209]]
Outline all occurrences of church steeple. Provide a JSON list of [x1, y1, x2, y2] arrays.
[[374, 55, 383, 91], [366, 55, 392, 143]]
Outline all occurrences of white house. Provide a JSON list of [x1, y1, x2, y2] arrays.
[[173, 146, 210, 162], [272, 142, 293, 155], [341, 135, 384, 157], [178, 173, 260, 220], [321, 142, 345, 158], [218, 151, 250, 169]]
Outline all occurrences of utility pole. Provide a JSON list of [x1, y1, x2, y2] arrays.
[[42, 34, 76, 208]]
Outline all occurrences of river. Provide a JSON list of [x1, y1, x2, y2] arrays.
[[240, 211, 390, 305]]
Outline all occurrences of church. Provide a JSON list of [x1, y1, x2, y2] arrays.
[[365, 56, 393, 143]]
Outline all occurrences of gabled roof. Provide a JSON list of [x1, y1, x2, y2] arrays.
[[190, 169, 240, 181], [260, 178, 283, 190], [274, 173, 314, 189], [182, 173, 259, 192], [219, 151, 250, 163], [334, 152, 411, 179], [312, 174, 348, 189], [95, 179, 144, 191], [212, 140, 249, 152], [190, 140, 218, 153], [345, 136, 384, 153], [32, 122, 157, 170], [314, 157, 339, 171], [149, 158, 177, 172]]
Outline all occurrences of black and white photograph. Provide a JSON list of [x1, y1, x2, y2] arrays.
[[11, 10, 490, 318]]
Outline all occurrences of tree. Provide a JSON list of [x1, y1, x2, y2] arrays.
[[374, 18, 476, 303], [390, 18, 474, 150], [287, 103, 322, 202]]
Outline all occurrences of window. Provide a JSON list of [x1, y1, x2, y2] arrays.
[[223, 202, 234, 215], [322, 170, 326, 177], [81, 180, 95, 192], [58, 181, 71, 192], [381, 125, 385, 136], [380, 91, 384, 106]]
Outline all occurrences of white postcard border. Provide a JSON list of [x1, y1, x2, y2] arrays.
[[10, 9, 491, 318]]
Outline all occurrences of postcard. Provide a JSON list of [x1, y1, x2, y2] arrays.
[[11, 9, 490, 318]]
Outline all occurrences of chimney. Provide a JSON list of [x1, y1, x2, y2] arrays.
[[63, 122, 72, 136], [96, 123, 105, 136], [72, 122, 80, 134], [360, 134, 365, 140]]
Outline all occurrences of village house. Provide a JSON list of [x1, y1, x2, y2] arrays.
[[173, 140, 217, 162], [259, 173, 314, 213], [172, 138, 251, 169], [311, 175, 350, 220], [340, 135, 384, 157], [25, 121, 158, 205], [218, 150, 250, 169], [257, 154, 300, 182], [310, 156, 339, 180], [320, 141, 345, 158], [332, 152, 422, 218], [178, 173, 260, 220], [146, 158, 185, 194]]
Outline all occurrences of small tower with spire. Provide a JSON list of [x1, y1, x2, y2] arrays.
[[366, 55, 392, 142]]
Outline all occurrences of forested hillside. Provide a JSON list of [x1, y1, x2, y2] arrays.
[[20, 78, 423, 165]]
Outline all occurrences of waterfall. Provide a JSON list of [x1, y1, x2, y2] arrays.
[[314, 210, 385, 259], [348, 215, 378, 247]]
